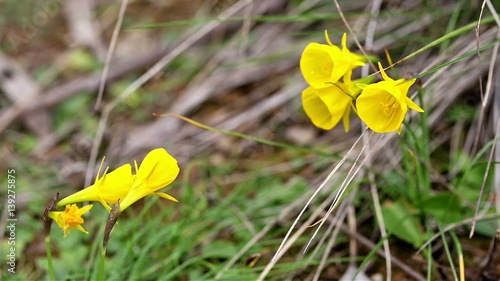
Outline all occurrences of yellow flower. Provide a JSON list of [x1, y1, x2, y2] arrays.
[[300, 31, 366, 88], [48, 204, 93, 237], [119, 148, 180, 211], [356, 62, 424, 133], [302, 83, 352, 131], [302, 73, 371, 131], [57, 162, 134, 211]]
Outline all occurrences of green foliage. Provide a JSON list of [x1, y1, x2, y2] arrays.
[[38, 164, 309, 280], [382, 200, 427, 248], [419, 193, 461, 224], [384, 84, 496, 252]]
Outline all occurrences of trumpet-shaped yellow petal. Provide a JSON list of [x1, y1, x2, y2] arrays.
[[119, 148, 180, 211], [48, 204, 93, 237], [57, 163, 134, 211], [300, 43, 345, 88], [302, 84, 352, 131], [300, 32, 367, 88], [356, 62, 423, 133]]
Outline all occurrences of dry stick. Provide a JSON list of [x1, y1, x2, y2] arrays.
[[309, 214, 340, 281], [312, 198, 350, 281], [364, 134, 392, 281], [470, 120, 500, 237], [288, 200, 349, 281], [332, 0, 378, 73], [271, 128, 368, 262], [476, 0, 487, 41], [264, 135, 372, 280], [84, 0, 129, 186], [380, 7, 496, 78], [86, 0, 257, 184], [485, 0, 500, 28], [93, 0, 129, 110], [258, 188, 346, 281], [361, 0, 382, 78], [469, 1, 500, 236], [409, 30, 491, 101], [423, 31, 496, 126], [336, 221, 426, 281], [283, 211, 339, 281], [471, 0, 489, 154], [358, 3, 393, 271], [238, 1, 253, 57], [308, 199, 349, 261], [328, 7, 402, 275], [304, 148, 373, 278], [304, 131, 374, 254], [494, 67, 500, 227]]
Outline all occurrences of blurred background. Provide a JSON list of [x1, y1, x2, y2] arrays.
[[1, 0, 499, 280]]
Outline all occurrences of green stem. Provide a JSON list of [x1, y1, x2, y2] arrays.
[[415, 39, 500, 79], [98, 248, 107, 281], [426, 242, 432, 280], [450, 232, 465, 281], [45, 236, 55, 281], [439, 226, 459, 281], [395, 15, 496, 65], [154, 113, 337, 158]]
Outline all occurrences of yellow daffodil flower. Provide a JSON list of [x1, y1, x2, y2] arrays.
[[302, 73, 372, 131], [119, 148, 180, 211], [302, 83, 352, 131], [57, 162, 134, 211], [300, 31, 366, 88], [356, 62, 424, 133], [48, 204, 93, 237]]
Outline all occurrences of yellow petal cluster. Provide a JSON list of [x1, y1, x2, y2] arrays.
[[356, 63, 424, 133], [48, 204, 93, 237], [300, 31, 367, 131], [300, 31, 423, 133], [57, 148, 180, 212]]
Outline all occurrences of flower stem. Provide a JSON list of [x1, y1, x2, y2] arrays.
[[98, 247, 107, 281], [154, 113, 337, 158], [45, 236, 55, 281]]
